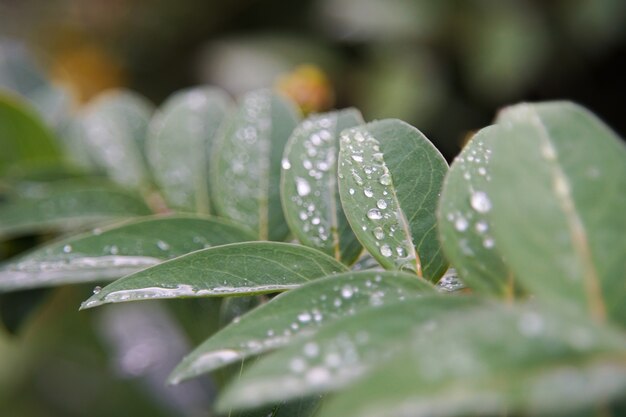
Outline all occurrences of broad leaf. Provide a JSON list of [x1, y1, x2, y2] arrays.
[[317, 303, 626, 417], [169, 271, 434, 383], [487, 102, 626, 325], [281, 109, 364, 264], [80, 242, 348, 309], [337, 119, 448, 281], [210, 89, 300, 240], [0, 91, 62, 176], [79, 90, 153, 190], [0, 215, 253, 292], [438, 125, 516, 296], [0, 180, 151, 240], [217, 295, 482, 411], [147, 86, 233, 213]]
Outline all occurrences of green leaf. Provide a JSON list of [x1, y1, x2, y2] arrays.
[[0, 91, 62, 176], [0, 215, 253, 292], [223, 396, 322, 417], [317, 303, 626, 417], [0, 179, 151, 240], [217, 295, 482, 411], [147, 86, 233, 213], [437, 125, 515, 296], [337, 119, 448, 281], [210, 89, 300, 240], [487, 102, 626, 325], [281, 109, 364, 264], [80, 242, 348, 309], [169, 271, 434, 384], [79, 90, 153, 190]]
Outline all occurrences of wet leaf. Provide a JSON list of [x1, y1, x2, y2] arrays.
[[488, 102, 626, 325], [0, 215, 253, 292], [169, 271, 434, 384], [80, 242, 347, 309], [147, 86, 234, 213], [210, 89, 300, 240], [79, 90, 153, 190], [317, 303, 626, 417], [217, 295, 482, 411], [337, 119, 448, 281], [0, 179, 151, 240], [281, 109, 364, 264]]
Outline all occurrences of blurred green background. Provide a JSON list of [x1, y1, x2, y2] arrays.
[[0, 0, 625, 416]]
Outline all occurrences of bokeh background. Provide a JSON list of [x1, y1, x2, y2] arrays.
[[0, 0, 625, 416]]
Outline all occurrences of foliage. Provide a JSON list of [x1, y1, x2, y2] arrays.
[[1, 52, 625, 416]]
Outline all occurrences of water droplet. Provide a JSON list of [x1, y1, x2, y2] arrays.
[[282, 158, 291, 170], [311, 217, 321, 225], [396, 247, 405, 257], [518, 312, 544, 337], [156, 240, 170, 251], [92, 286, 102, 294], [110, 245, 119, 255], [376, 199, 387, 209], [351, 154, 363, 163], [352, 171, 364, 185], [373, 226, 385, 240], [470, 191, 492, 213], [454, 217, 469, 232], [63, 245, 72, 253], [364, 188, 373, 198], [379, 173, 392, 185], [304, 342, 319, 357], [341, 285, 354, 299], [367, 209, 382, 220], [483, 237, 495, 248], [475, 221, 488, 233], [477, 167, 487, 176], [296, 177, 311, 196], [349, 188, 355, 195], [298, 312, 312, 323], [380, 245, 392, 257]]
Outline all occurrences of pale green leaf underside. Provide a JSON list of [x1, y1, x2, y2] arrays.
[[338, 119, 448, 281], [147, 86, 233, 213], [81, 242, 348, 309], [281, 108, 364, 264], [0, 215, 253, 292], [169, 271, 434, 384], [318, 303, 626, 417]]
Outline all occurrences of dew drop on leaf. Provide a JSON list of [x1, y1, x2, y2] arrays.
[[470, 191, 492, 213], [367, 208, 382, 220], [379, 173, 392, 185], [380, 244, 392, 257]]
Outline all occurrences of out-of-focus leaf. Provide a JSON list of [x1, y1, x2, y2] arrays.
[[169, 271, 434, 384], [147, 86, 233, 213], [210, 89, 300, 240], [0, 179, 151, 240], [217, 295, 482, 411], [0, 215, 253, 292], [483, 102, 626, 326], [80, 242, 348, 309], [281, 109, 363, 264], [0, 39, 47, 97], [222, 396, 322, 417], [79, 90, 153, 190], [317, 303, 626, 417], [337, 119, 448, 281]]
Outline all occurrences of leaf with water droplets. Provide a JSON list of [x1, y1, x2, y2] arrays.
[[80, 242, 347, 309], [317, 303, 626, 417], [210, 89, 300, 240], [337, 119, 448, 281], [486, 102, 626, 326], [79, 90, 153, 190], [216, 295, 483, 411], [0, 179, 151, 240], [281, 109, 364, 264], [169, 270, 434, 384], [438, 125, 516, 296], [0, 215, 253, 292], [147, 86, 234, 213]]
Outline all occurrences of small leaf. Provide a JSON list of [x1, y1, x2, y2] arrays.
[[488, 102, 626, 325], [0, 179, 151, 240], [338, 119, 448, 281], [169, 271, 434, 384], [210, 89, 301, 240], [0, 215, 253, 292], [147, 86, 234, 213], [281, 109, 364, 264], [80, 242, 348, 309], [438, 125, 515, 296], [80, 90, 153, 190], [217, 295, 482, 411], [317, 303, 626, 417]]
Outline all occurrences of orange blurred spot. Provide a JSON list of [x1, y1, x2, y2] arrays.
[[276, 64, 335, 115]]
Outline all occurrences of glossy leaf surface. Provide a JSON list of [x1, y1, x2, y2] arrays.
[[169, 271, 434, 383], [338, 119, 448, 281], [81, 242, 348, 309], [281, 109, 364, 264], [0, 215, 253, 292]]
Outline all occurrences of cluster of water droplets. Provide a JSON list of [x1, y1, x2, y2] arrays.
[[283, 114, 339, 247], [339, 128, 416, 270]]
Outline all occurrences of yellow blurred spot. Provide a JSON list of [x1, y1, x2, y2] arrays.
[[276, 64, 335, 115], [51, 43, 126, 104]]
